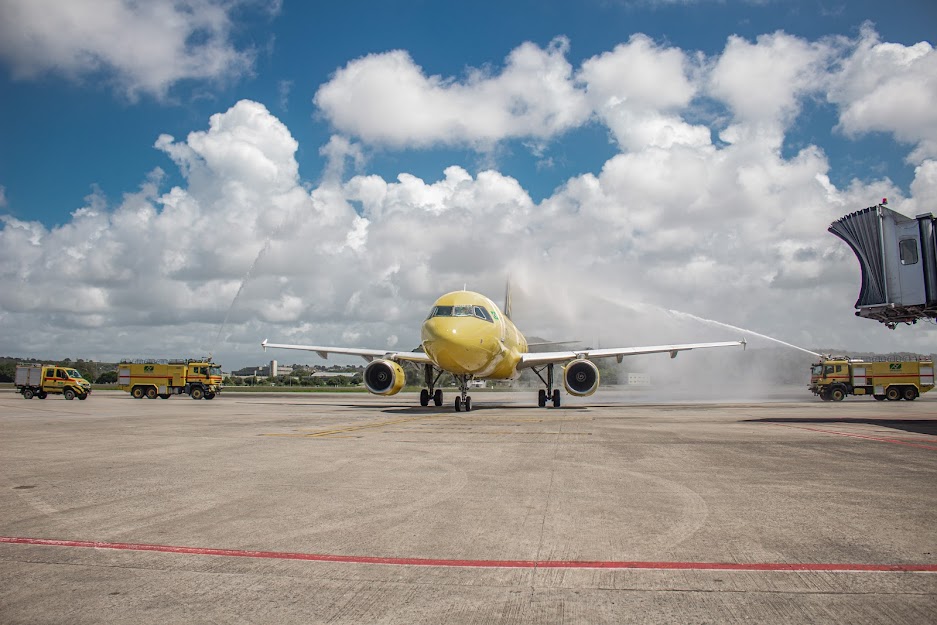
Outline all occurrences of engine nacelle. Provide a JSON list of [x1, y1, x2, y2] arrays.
[[363, 359, 406, 395], [563, 359, 600, 397]]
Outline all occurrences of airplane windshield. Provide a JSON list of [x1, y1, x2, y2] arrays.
[[428, 305, 493, 323]]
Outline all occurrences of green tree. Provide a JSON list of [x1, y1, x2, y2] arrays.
[[96, 371, 118, 384]]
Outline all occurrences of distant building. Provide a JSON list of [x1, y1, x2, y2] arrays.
[[625, 373, 651, 386], [310, 371, 358, 379], [231, 361, 292, 379]]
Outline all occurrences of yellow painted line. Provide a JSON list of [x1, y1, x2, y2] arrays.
[[264, 414, 446, 438]]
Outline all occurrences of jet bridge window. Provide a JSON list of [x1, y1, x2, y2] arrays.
[[899, 238, 919, 265]]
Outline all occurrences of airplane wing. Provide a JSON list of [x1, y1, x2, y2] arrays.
[[517, 340, 745, 369], [261, 340, 435, 364]]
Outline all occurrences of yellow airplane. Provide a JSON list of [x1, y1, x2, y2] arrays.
[[261, 289, 744, 411]]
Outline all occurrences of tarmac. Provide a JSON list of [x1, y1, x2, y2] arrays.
[[1, 387, 935, 624]]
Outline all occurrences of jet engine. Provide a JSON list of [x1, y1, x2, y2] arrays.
[[364, 359, 406, 395], [563, 359, 600, 397]]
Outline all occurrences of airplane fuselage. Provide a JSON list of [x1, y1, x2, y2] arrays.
[[420, 290, 528, 379]]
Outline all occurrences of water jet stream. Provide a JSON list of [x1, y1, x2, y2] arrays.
[[667, 309, 821, 358], [210, 237, 273, 356]]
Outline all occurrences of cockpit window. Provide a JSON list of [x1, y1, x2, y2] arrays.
[[428, 304, 493, 322]]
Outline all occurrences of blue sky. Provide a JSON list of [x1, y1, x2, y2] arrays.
[[3, 0, 933, 225], [1, 0, 936, 368]]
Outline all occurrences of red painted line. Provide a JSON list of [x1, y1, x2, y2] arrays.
[[2, 537, 935, 572], [771, 423, 937, 451]]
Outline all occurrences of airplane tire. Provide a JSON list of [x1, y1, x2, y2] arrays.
[[552, 389, 561, 408], [465, 396, 472, 412], [433, 389, 443, 406], [454, 396, 462, 412], [903, 386, 918, 401], [420, 389, 429, 406], [538, 389, 546, 408]]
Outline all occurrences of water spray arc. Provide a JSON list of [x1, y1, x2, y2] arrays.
[[666, 309, 821, 358], [210, 237, 274, 356]]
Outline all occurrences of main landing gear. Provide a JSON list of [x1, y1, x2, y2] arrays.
[[532, 363, 561, 408], [419, 364, 444, 407]]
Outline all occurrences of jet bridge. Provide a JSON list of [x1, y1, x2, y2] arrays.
[[829, 201, 937, 328]]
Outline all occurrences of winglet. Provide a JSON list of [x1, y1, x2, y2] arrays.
[[741, 338, 747, 350], [261, 339, 268, 351]]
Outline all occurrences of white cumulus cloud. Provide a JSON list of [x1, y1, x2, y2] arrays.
[[314, 37, 590, 149], [0, 0, 270, 100], [3, 27, 937, 367], [826, 24, 937, 163]]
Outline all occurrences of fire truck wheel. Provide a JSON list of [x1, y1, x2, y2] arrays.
[[903, 387, 918, 401], [145, 387, 158, 399], [159, 394, 171, 399], [63, 388, 76, 401], [78, 394, 87, 400], [131, 386, 144, 399], [22, 388, 34, 399], [885, 387, 902, 401], [205, 392, 215, 400], [819, 390, 831, 401], [190, 387, 204, 400], [37, 391, 47, 399], [830, 387, 845, 401], [873, 395, 886, 401]]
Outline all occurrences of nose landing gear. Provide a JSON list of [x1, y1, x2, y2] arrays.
[[454, 374, 472, 412]]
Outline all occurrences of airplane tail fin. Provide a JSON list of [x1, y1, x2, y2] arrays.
[[504, 276, 513, 320]]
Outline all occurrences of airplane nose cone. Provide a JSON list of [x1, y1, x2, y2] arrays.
[[421, 318, 496, 374]]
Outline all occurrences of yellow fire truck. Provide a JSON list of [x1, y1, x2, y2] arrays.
[[117, 359, 223, 400], [809, 357, 934, 401]]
